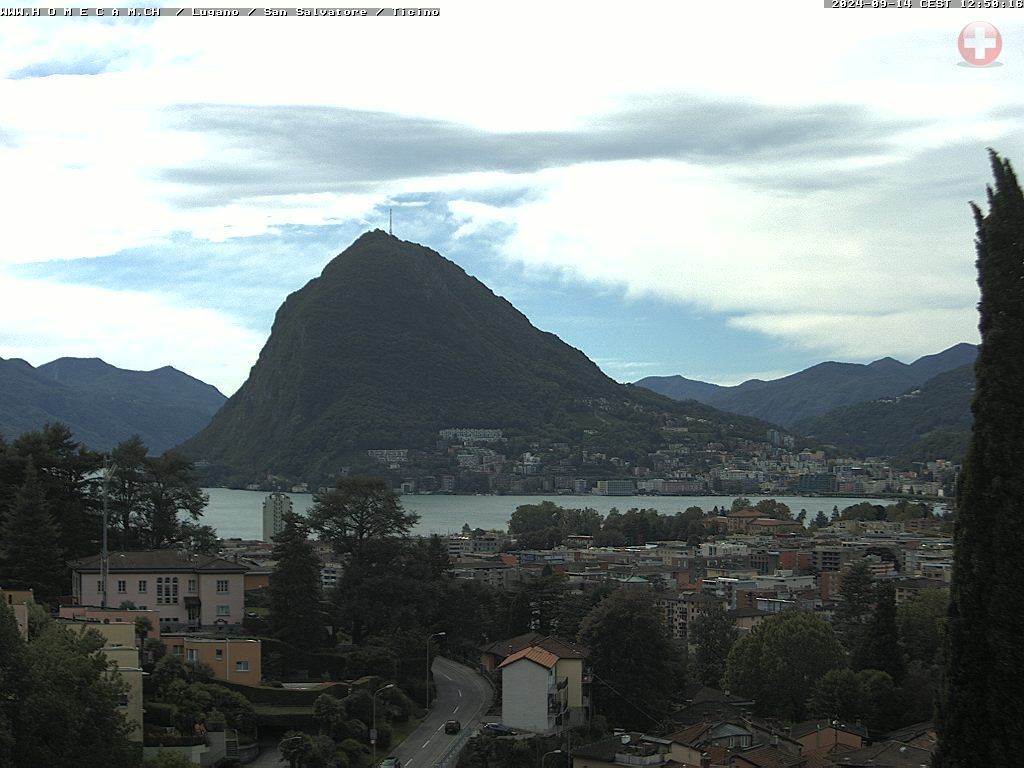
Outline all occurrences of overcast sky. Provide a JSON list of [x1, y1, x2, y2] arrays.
[[1, 2, 1022, 396]]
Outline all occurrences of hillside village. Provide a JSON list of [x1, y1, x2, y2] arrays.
[[250, 425, 960, 500]]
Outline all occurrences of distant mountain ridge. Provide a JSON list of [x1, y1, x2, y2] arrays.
[[0, 356, 226, 453], [793, 363, 974, 463], [635, 343, 977, 428], [180, 231, 778, 485]]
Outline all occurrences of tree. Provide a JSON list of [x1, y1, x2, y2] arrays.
[[16, 622, 138, 767], [269, 512, 325, 650], [109, 436, 149, 549], [936, 152, 1024, 767], [310, 478, 420, 643], [5, 423, 103, 560], [311, 478, 419, 562], [690, 600, 738, 688], [723, 611, 845, 722], [754, 499, 792, 520], [898, 588, 948, 667], [856, 583, 903, 681], [811, 510, 829, 529], [730, 497, 752, 512], [0, 602, 28, 767], [0, 462, 65, 605], [832, 560, 874, 658], [137, 452, 210, 550], [807, 667, 899, 735], [578, 589, 684, 730]]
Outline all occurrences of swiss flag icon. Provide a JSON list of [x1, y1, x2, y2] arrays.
[[958, 22, 1001, 67]]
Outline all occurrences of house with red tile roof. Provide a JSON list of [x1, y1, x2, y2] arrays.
[[497, 635, 588, 733]]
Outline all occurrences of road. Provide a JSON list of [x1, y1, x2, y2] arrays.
[[388, 656, 492, 768], [250, 657, 491, 768]]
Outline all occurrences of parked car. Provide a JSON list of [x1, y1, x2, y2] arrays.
[[482, 723, 517, 736], [379, 758, 401, 768], [444, 719, 461, 734]]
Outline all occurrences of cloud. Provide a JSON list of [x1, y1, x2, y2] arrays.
[[728, 308, 979, 362], [156, 97, 919, 205], [445, 153, 988, 359], [9, 55, 117, 79], [0, 274, 264, 395]]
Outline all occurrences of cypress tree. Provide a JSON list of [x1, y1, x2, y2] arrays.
[[934, 151, 1024, 766], [0, 461, 65, 605], [268, 512, 325, 650]]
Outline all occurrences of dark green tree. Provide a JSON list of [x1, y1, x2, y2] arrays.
[[0, 602, 28, 766], [310, 478, 419, 644], [832, 560, 874, 657], [16, 623, 138, 767], [109, 435, 149, 549], [578, 589, 684, 730], [936, 152, 1024, 767], [690, 600, 738, 688], [723, 611, 845, 722], [897, 588, 948, 667], [754, 499, 792, 520], [137, 452, 210, 550], [7, 423, 103, 560], [856, 583, 903, 681], [0, 462, 65, 605], [811, 510, 829, 529], [269, 512, 325, 650]]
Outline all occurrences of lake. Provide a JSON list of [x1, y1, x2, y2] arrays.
[[202, 488, 906, 540]]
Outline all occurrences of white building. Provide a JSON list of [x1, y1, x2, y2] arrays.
[[262, 492, 293, 543]]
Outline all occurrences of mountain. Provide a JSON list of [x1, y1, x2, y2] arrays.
[[792, 363, 975, 463], [0, 356, 226, 453], [635, 343, 977, 428], [180, 230, 777, 484]]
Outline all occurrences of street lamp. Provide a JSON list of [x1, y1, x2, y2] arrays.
[[541, 748, 563, 768], [372, 683, 395, 765], [426, 631, 446, 711]]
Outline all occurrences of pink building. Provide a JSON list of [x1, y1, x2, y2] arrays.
[[68, 550, 248, 632]]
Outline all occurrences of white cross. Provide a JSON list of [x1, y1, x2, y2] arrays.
[[964, 25, 996, 61]]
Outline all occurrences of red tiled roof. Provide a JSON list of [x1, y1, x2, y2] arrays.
[[498, 645, 559, 670]]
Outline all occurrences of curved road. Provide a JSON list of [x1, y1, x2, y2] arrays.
[[251, 657, 491, 768], [388, 656, 492, 768]]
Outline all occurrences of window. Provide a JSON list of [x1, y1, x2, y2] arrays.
[[235, 661, 249, 672], [216, 579, 229, 594], [215, 649, 223, 660], [216, 605, 230, 617], [186, 649, 198, 663], [157, 577, 179, 604], [117, 580, 127, 594], [138, 580, 147, 593], [172, 645, 183, 655], [97, 580, 105, 593], [187, 579, 197, 593]]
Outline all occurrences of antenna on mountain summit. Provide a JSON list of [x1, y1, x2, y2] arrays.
[[389, 207, 393, 236]]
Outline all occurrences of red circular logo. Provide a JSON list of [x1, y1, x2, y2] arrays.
[[958, 22, 1001, 66]]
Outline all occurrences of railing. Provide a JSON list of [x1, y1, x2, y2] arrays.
[[431, 724, 475, 768]]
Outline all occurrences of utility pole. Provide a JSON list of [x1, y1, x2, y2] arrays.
[[101, 460, 114, 608]]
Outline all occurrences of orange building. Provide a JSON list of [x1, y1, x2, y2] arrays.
[[59, 605, 161, 642], [163, 634, 262, 686]]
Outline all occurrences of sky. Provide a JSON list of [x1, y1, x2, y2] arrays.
[[1, 2, 1022, 397]]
